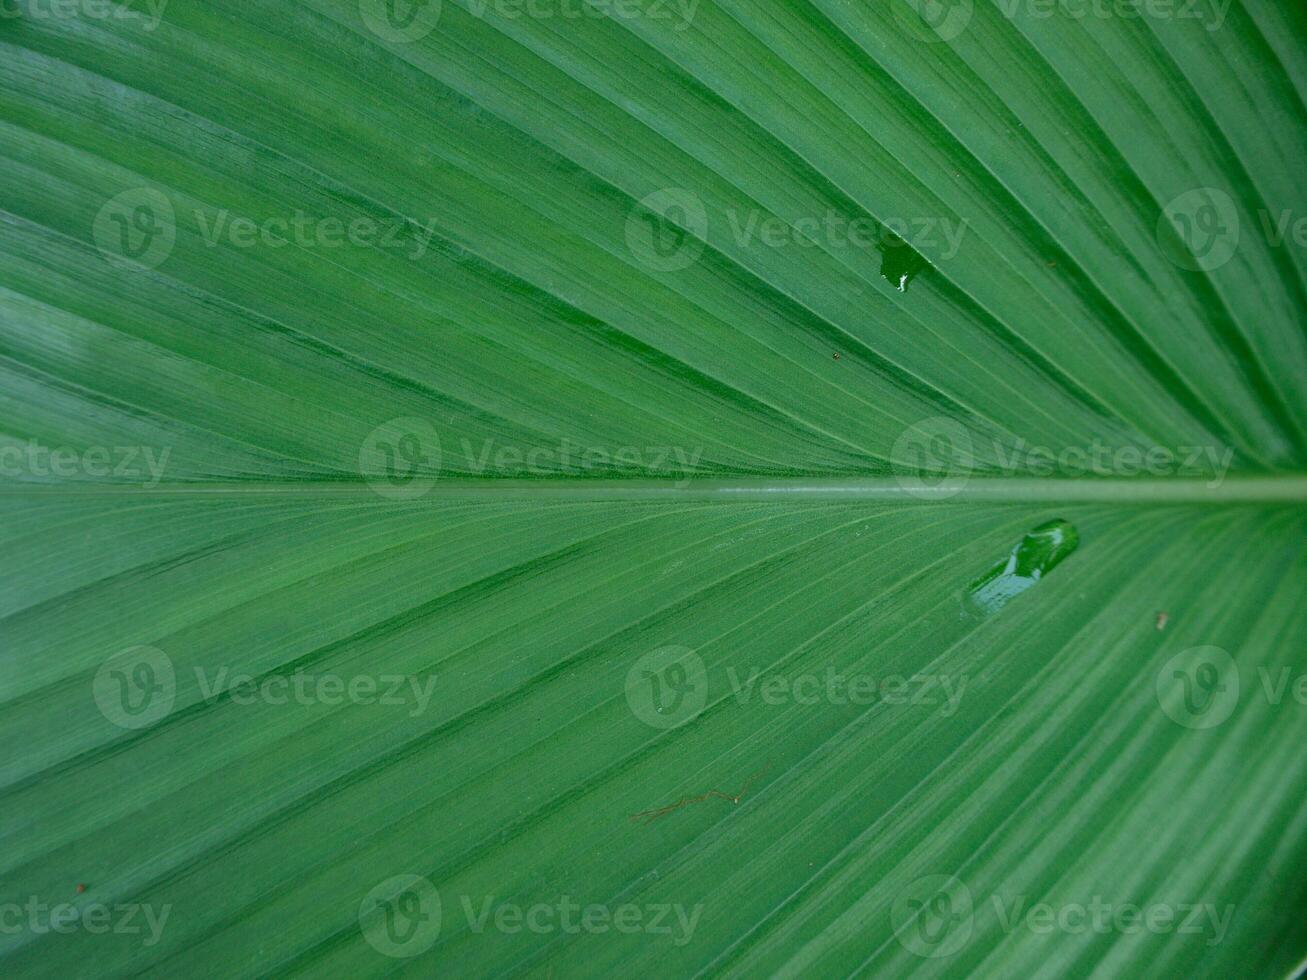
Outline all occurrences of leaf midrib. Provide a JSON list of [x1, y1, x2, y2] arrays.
[[4, 475, 1307, 503]]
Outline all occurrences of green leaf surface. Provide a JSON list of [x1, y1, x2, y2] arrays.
[[0, 0, 1304, 977]]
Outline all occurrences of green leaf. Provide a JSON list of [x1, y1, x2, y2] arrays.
[[0, 1, 1304, 977]]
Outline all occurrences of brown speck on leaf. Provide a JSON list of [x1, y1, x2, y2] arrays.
[[1156, 611, 1169, 631], [76, 884, 86, 894]]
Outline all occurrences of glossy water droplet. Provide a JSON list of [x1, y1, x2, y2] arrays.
[[879, 232, 930, 292], [964, 519, 1079, 616]]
